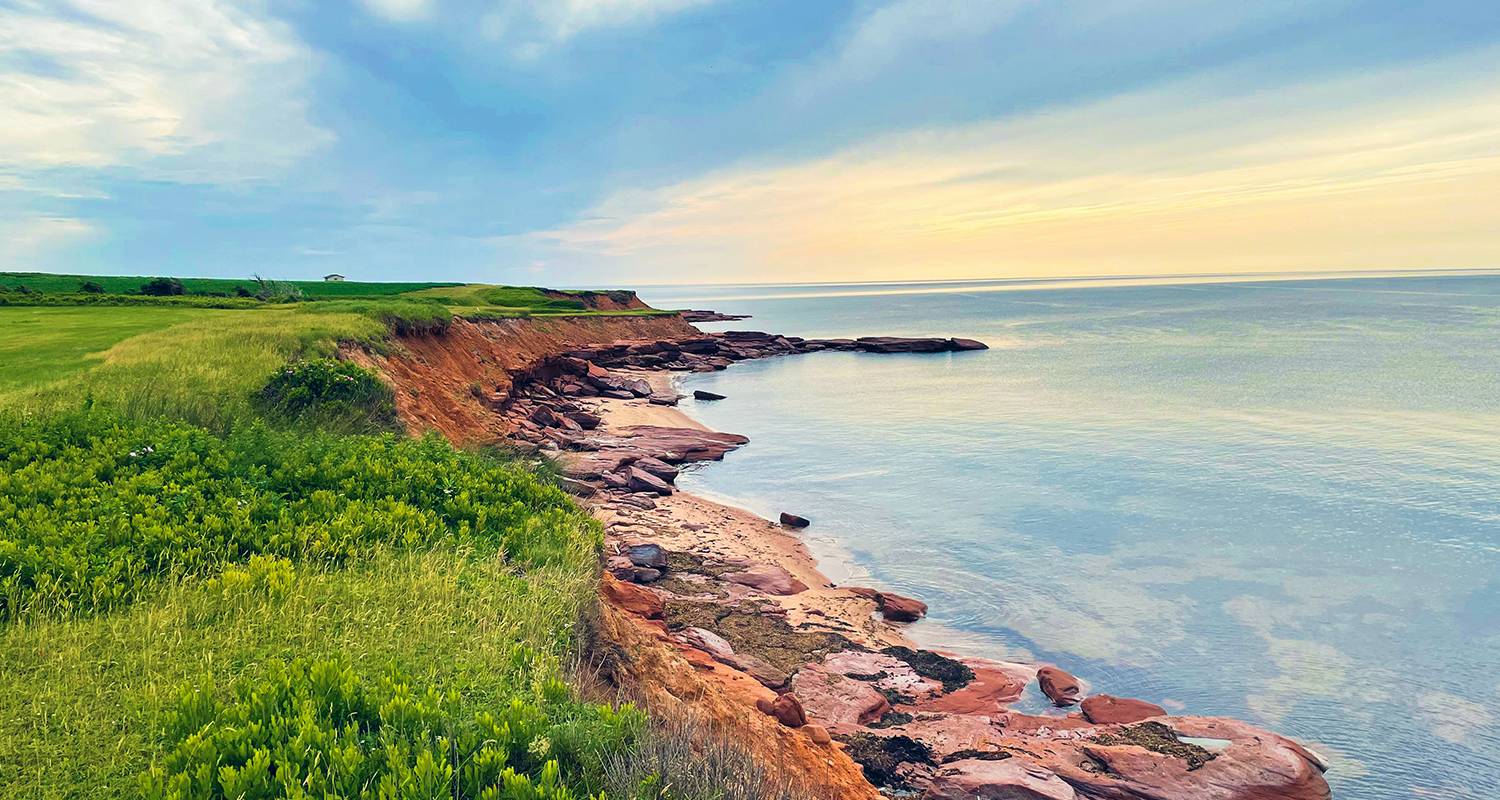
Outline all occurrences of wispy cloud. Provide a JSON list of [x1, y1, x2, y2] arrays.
[[0, 0, 330, 183], [362, 0, 715, 55], [0, 216, 95, 265], [530, 48, 1500, 283]]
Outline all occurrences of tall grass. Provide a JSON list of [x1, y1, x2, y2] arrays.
[[0, 307, 384, 429], [0, 547, 600, 798]]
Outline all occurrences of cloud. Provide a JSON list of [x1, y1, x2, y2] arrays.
[[361, 0, 434, 22], [0, 216, 95, 264], [0, 0, 330, 183], [530, 48, 1500, 284], [364, 0, 715, 53]]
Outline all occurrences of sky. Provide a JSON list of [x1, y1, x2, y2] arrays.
[[2, 0, 1499, 287]]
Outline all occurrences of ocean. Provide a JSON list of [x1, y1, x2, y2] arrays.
[[637, 273, 1500, 800]]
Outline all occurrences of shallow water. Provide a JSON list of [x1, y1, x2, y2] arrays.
[[639, 274, 1500, 800]]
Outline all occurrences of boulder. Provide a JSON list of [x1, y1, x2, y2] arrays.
[[877, 591, 928, 622], [631, 456, 679, 483], [648, 392, 679, 406], [693, 390, 727, 401], [723, 564, 809, 595], [600, 575, 663, 619], [626, 467, 673, 496], [804, 724, 832, 746], [529, 405, 558, 427], [566, 411, 602, 430], [625, 543, 668, 569], [1080, 695, 1166, 725], [1037, 666, 1083, 707], [622, 378, 653, 397], [779, 512, 811, 528]]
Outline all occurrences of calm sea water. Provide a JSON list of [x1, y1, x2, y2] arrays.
[[637, 274, 1500, 800]]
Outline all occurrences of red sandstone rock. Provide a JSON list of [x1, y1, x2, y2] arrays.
[[790, 664, 891, 729], [804, 724, 832, 745], [722, 564, 809, 595], [923, 758, 1077, 800], [1080, 694, 1166, 725], [600, 574, 662, 619], [630, 456, 679, 483], [779, 512, 811, 528], [1036, 716, 1331, 800], [916, 661, 1030, 714], [1037, 666, 1083, 707], [877, 591, 927, 622], [626, 467, 673, 496], [822, 651, 943, 703], [770, 692, 808, 728]]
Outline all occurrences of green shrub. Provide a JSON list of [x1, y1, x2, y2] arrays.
[[78, 280, 105, 294], [0, 412, 601, 619], [255, 359, 399, 433], [141, 277, 186, 296], [252, 274, 305, 302], [140, 656, 643, 800]]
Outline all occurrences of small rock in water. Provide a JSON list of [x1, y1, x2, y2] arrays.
[[779, 512, 811, 528], [1037, 665, 1083, 707], [693, 390, 727, 401], [877, 591, 928, 622]]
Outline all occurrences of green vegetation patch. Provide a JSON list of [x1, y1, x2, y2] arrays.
[[142, 657, 642, 800], [255, 359, 399, 434], [0, 412, 599, 620]]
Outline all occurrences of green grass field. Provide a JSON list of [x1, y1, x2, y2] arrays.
[[0, 270, 459, 298], [0, 279, 739, 800]]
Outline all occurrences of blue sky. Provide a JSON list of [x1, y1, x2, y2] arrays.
[[3, 0, 1499, 286]]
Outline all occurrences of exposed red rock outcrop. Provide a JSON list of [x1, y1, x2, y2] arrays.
[[359, 309, 1328, 800]]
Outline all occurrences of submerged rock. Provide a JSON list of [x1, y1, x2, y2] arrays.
[[693, 389, 727, 401], [779, 512, 811, 528]]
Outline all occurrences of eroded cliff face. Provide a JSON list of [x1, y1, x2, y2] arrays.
[[347, 312, 883, 797], [343, 315, 697, 445], [350, 314, 1332, 800]]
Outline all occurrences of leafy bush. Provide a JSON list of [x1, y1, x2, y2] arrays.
[[252, 274, 305, 302], [0, 412, 601, 619], [141, 657, 643, 800], [256, 359, 399, 433], [141, 277, 187, 296], [78, 280, 105, 294]]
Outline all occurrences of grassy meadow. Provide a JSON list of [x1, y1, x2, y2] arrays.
[[0, 275, 759, 799]]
